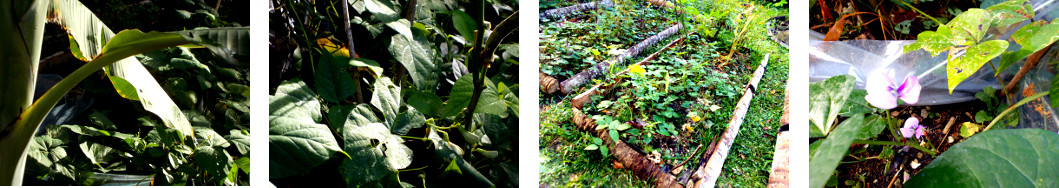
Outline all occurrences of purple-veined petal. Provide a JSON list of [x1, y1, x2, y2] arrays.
[[901, 117, 920, 138], [898, 76, 922, 105], [914, 125, 926, 139], [865, 72, 899, 109]]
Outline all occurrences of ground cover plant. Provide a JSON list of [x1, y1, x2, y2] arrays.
[[0, 0, 250, 186], [538, 0, 788, 186], [809, 0, 1059, 187], [268, 0, 519, 187]]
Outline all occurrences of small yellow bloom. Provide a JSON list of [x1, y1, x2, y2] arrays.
[[689, 113, 701, 122], [629, 64, 645, 77]]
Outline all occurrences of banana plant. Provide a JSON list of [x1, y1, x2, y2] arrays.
[[0, 0, 249, 185]]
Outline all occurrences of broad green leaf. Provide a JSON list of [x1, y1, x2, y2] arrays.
[[904, 9, 991, 55], [999, 20, 1059, 73], [270, 79, 321, 122], [235, 157, 250, 174], [340, 123, 413, 185], [392, 105, 426, 135], [407, 91, 443, 116], [903, 28, 956, 56], [442, 74, 508, 117], [194, 126, 231, 148], [350, 58, 384, 78], [838, 89, 873, 117], [451, 10, 478, 43], [268, 116, 340, 178], [27, 137, 76, 181], [986, 0, 1033, 28], [809, 114, 864, 188], [79, 141, 126, 172], [333, 104, 381, 135], [388, 31, 437, 90], [362, 0, 400, 22], [225, 129, 250, 155], [370, 77, 401, 127], [194, 146, 233, 185], [315, 52, 356, 103], [855, 115, 886, 140], [947, 40, 1008, 94], [905, 129, 1059, 187], [808, 75, 856, 136], [386, 19, 413, 40]]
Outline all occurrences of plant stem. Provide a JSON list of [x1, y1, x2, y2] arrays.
[[984, 91, 1048, 131], [898, 0, 941, 24], [852, 139, 937, 156]]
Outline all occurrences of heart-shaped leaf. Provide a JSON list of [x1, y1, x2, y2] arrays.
[[906, 129, 1059, 187]]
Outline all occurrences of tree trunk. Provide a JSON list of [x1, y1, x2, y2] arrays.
[[539, 0, 614, 21], [557, 24, 680, 94]]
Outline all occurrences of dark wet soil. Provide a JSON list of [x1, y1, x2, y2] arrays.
[[834, 101, 986, 188]]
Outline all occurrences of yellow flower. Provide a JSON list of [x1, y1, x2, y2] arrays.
[[628, 64, 645, 77], [689, 113, 701, 123]]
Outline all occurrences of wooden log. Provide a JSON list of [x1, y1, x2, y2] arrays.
[[573, 109, 683, 188], [540, 71, 560, 94], [570, 35, 686, 108], [767, 130, 789, 188], [691, 54, 770, 188], [558, 24, 682, 94], [539, 0, 615, 21]]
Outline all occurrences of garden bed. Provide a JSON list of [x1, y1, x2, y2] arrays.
[[539, 0, 788, 186]]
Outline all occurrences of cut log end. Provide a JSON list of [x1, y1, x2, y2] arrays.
[[540, 71, 560, 94]]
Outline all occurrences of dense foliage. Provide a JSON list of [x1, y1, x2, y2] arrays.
[[269, 0, 519, 187], [22, 0, 250, 186]]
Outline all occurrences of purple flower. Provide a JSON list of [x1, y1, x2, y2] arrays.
[[900, 117, 926, 139], [865, 71, 921, 110]]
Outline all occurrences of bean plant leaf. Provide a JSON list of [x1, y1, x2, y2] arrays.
[[268, 116, 341, 178], [451, 10, 478, 42], [194, 126, 231, 148], [27, 137, 77, 180], [329, 104, 380, 134], [905, 129, 1059, 187], [225, 129, 250, 155], [371, 77, 401, 127], [809, 75, 855, 137], [270, 79, 321, 122], [388, 29, 437, 90], [392, 105, 426, 135], [985, 0, 1034, 28], [855, 115, 886, 140], [269, 79, 338, 178], [809, 114, 864, 188], [442, 74, 508, 117], [839, 89, 873, 117], [999, 20, 1059, 73], [194, 146, 233, 185], [903, 9, 992, 55], [362, 0, 401, 22], [340, 123, 413, 185], [407, 90, 444, 116], [947, 40, 1008, 94], [350, 58, 384, 78], [315, 52, 356, 103]]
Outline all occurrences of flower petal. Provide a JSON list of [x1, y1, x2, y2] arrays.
[[900, 127, 914, 138], [865, 71, 898, 109], [898, 76, 922, 105], [915, 127, 926, 139], [904, 117, 920, 129]]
